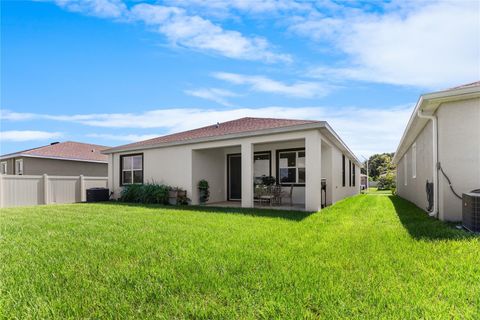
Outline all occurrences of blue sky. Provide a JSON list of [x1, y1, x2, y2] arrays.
[[1, 0, 479, 156]]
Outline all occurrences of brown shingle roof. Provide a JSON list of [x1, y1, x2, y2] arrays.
[[109, 117, 320, 151], [1, 141, 109, 162]]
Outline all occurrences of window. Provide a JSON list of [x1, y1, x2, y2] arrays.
[[15, 159, 23, 175], [349, 160, 352, 187], [404, 156, 407, 186], [120, 154, 143, 185], [412, 143, 416, 179], [278, 149, 305, 184], [352, 163, 356, 187], [1, 162, 7, 175], [254, 152, 271, 184], [342, 155, 346, 187]]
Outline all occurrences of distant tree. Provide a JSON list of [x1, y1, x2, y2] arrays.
[[361, 153, 396, 181]]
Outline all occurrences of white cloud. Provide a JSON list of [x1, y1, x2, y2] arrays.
[[213, 72, 331, 98], [130, 3, 291, 63], [2, 105, 413, 156], [292, 1, 480, 88], [53, 1, 290, 63], [54, 0, 127, 18], [0, 110, 37, 121], [87, 133, 159, 142], [166, 0, 312, 17], [184, 88, 239, 106], [0, 130, 62, 142]]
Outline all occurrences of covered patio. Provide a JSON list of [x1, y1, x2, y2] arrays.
[[190, 130, 335, 212]]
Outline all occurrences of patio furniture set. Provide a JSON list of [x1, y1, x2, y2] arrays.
[[254, 184, 294, 207]]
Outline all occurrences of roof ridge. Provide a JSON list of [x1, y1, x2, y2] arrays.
[[105, 117, 323, 152], [61, 141, 110, 149]]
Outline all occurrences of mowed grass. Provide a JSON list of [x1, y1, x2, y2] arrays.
[[362, 187, 393, 195], [1, 196, 479, 319]]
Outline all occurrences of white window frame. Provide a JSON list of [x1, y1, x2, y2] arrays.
[[278, 149, 305, 185], [121, 154, 143, 185], [15, 159, 23, 175], [403, 156, 407, 186], [0, 161, 7, 175], [412, 143, 416, 179]]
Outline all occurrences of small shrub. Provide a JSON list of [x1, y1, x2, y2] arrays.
[[198, 179, 210, 204], [120, 183, 169, 204], [120, 184, 143, 203], [377, 171, 396, 190], [261, 175, 276, 186]]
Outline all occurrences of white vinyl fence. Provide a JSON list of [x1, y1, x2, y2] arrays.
[[0, 174, 108, 208]]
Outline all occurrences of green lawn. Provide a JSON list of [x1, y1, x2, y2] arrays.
[[1, 196, 479, 319], [362, 187, 393, 195]]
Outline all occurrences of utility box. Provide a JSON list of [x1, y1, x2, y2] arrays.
[[86, 188, 110, 202], [462, 191, 480, 232]]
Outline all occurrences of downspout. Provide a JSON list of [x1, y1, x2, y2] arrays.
[[417, 109, 438, 217]]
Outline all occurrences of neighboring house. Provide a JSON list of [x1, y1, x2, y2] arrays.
[[393, 81, 480, 221], [0, 141, 109, 176], [103, 117, 362, 211]]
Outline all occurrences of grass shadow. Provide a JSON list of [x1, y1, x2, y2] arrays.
[[388, 195, 475, 241], [94, 201, 314, 222]]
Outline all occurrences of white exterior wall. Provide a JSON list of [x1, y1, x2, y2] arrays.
[[396, 97, 480, 221], [109, 129, 360, 208], [396, 121, 434, 211], [437, 98, 480, 221], [191, 148, 226, 204], [331, 147, 360, 203]]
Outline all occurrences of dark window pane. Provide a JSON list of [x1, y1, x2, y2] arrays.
[[280, 152, 296, 167], [133, 170, 143, 184], [122, 171, 132, 184], [298, 168, 305, 183], [132, 155, 143, 170], [280, 168, 296, 183], [298, 151, 305, 158]]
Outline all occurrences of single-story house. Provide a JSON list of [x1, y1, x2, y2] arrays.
[[0, 141, 109, 176], [103, 117, 362, 211], [392, 81, 480, 221]]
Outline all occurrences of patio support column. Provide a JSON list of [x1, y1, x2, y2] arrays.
[[241, 142, 254, 208], [305, 130, 322, 211]]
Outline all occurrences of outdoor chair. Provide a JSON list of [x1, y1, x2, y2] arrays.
[[280, 184, 294, 206]]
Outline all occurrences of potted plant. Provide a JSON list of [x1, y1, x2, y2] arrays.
[[168, 186, 178, 205], [261, 175, 276, 186], [198, 179, 210, 204]]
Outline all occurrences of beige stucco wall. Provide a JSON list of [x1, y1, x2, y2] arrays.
[[1, 157, 107, 176], [331, 146, 360, 203], [396, 97, 480, 221], [437, 97, 480, 221], [192, 148, 226, 204], [396, 120, 434, 211], [109, 128, 360, 208]]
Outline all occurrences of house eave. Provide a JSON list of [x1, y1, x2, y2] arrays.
[[102, 122, 327, 154], [392, 84, 480, 164], [102, 121, 362, 167]]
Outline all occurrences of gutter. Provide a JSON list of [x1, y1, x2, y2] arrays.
[[0, 154, 108, 164], [417, 109, 438, 217], [393, 85, 480, 164], [102, 121, 362, 166]]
